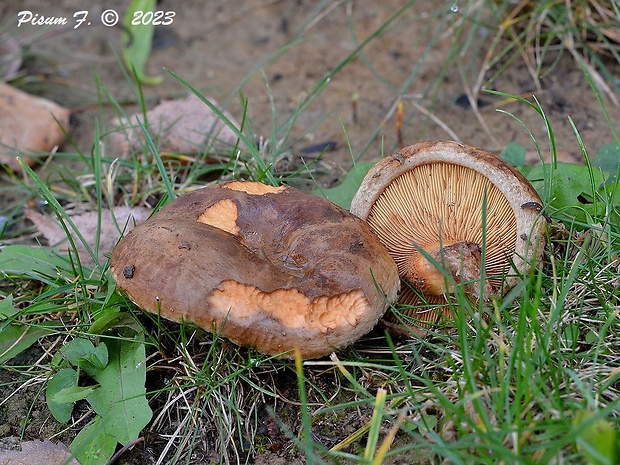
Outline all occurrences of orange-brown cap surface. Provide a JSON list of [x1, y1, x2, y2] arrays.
[[111, 181, 399, 359], [350, 141, 546, 333]]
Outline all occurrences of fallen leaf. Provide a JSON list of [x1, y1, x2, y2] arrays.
[[25, 206, 151, 268], [0, 34, 22, 81], [0, 83, 70, 171], [108, 93, 242, 160], [0, 439, 81, 465]]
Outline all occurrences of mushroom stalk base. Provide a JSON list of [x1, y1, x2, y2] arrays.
[[406, 240, 496, 300]]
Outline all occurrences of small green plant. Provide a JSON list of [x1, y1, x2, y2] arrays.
[[122, 0, 163, 85], [0, 245, 151, 465], [47, 333, 151, 465]]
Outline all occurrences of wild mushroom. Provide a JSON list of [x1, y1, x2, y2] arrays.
[[111, 181, 399, 359], [350, 140, 546, 333]]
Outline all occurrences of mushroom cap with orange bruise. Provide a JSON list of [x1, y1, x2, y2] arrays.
[[111, 181, 399, 359]]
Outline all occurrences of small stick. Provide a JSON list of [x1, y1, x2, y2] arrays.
[[105, 437, 145, 465], [395, 100, 404, 149]]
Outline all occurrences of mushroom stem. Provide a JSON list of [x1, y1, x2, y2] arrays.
[[407, 240, 496, 300]]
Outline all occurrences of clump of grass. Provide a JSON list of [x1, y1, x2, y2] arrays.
[[295, 178, 619, 463], [483, 0, 620, 103]]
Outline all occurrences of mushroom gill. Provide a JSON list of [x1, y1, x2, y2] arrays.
[[350, 141, 547, 332], [367, 162, 516, 297]]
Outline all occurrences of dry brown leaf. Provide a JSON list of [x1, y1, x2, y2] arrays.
[[0, 34, 22, 82], [108, 93, 242, 159], [25, 205, 151, 268], [0, 439, 81, 465], [0, 83, 70, 171]]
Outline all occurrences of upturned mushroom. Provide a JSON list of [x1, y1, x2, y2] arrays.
[[111, 181, 399, 359], [350, 140, 546, 332]]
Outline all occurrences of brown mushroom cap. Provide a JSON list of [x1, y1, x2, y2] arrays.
[[111, 181, 399, 359], [350, 141, 546, 332]]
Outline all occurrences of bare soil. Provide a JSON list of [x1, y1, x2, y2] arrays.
[[1, 1, 619, 464]]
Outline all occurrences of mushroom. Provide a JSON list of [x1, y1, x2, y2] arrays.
[[110, 181, 399, 359], [350, 140, 546, 333]]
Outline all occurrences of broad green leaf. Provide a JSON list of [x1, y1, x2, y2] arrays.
[[61, 338, 97, 366], [585, 331, 600, 345], [526, 163, 607, 223], [573, 410, 618, 465], [79, 343, 109, 377], [594, 143, 620, 176], [0, 295, 18, 320], [0, 245, 73, 281], [46, 368, 79, 423], [88, 309, 140, 335], [52, 384, 99, 404], [500, 142, 526, 168], [313, 161, 376, 210], [90, 270, 119, 320], [563, 323, 580, 346], [60, 338, 109, 377], [122, 0, 163, 85], [70, 416, 117, 465], [0, 321, 58, 364], [86, 332, 152, 445], [605, 180, 620, 204], [420, 413, 438, 431]]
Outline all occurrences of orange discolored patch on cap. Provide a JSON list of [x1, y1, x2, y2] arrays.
[[223, 181, 286, 195], [207, 280, 368, 334], [111, 180, 400, 359], [197, 199, 240, 235]]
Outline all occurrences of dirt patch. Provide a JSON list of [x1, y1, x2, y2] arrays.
[[2, 1, 617, 169]]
